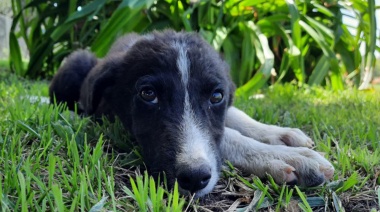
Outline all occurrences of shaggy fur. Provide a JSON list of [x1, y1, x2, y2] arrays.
[[50, 30, 334, 197]]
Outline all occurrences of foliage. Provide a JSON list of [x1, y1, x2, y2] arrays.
[[9, 0, 378, 96], [0, 73, 379, 211], [123, 172, 186, 211], [9, 0, 120, 78]]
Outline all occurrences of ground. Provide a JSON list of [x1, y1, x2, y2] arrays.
[[0, 72, 379, 211]]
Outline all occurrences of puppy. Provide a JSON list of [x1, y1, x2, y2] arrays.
[[50, 30, 334, 197]]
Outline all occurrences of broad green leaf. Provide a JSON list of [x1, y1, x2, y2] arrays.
[[308, 55, 330, 85], [239, 22, 256, 85], [303, 15, 334, 41], [222, 36, 241, 85], [91, 0, 153, 56], [336, 171, 359, 193], [286, 0, 305, 82], [330, 59, 344, 90], [236, 21, 274, 97], [299, 20, 335, 58], [66, 0, 106, 23], [310, 2, 335, 17], [9, 32, 24, 76], [212, 27, 228, 51]]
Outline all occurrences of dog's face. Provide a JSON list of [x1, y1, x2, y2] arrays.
[[84, 31, 234, 197]]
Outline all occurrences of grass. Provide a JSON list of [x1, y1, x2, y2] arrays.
[[0, 72, 379, 211]]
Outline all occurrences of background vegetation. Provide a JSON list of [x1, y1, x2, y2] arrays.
[[9, 0, 379, 97]]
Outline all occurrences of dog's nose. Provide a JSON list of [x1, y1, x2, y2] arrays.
[[176, 164, 211, 193]]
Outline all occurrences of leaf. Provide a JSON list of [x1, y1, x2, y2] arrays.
[[332, 191, 345, 212], [336, 171, 359, 193], [330, 59, 344, 90], [359, 0, 377, 90], [222, 36, 241, 85], [212, 27, 229, 51], [308, 55, 330, 85], [66, 0, 106, 23], [51, 0, 107, 41], [91, 0, 154, 57], [310, 2, 335, 17], [9, 32, 24, 76], [295, 186, 313, 212], [304, 197, 325, 207], [52, 121, 75, 140], [236, 21, 274, 97], [52, 184, 66, 212], [89, 196, 108, 212], [17, 171, 27, 212], [25, 40, 54, 78], [236, 190, 263, 212], [303, 15, 334, 41], [286, 0, 305, 82], [299, 20, 335, 58], [17, 120, 41, 139]]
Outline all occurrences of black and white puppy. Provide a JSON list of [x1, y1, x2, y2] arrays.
[[50, 30, 334, 197]]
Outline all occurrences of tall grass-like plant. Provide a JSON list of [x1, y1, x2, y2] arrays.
[[123, 172, 185, 211], [10, 0, 379, 96], [351, 0, 378, 90]]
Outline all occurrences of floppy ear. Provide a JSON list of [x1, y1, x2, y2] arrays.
[[80, 54, 124, 115], [49, 50, 98, 111], [80, 34, 144, 115]]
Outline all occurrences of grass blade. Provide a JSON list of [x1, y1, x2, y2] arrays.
[[52, 184, 66, 212], [17, 171, 27, 212], [89, 196, 108, 212], [295, 186, 312, 212]]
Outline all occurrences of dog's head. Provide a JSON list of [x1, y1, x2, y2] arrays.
[[81, 30, 235, 197]]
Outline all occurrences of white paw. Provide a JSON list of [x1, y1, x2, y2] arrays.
[[263, 127, 315, 148], [261, 146, 334, 187]]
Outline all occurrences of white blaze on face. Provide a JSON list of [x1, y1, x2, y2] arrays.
[[172, 41, 219, 197]]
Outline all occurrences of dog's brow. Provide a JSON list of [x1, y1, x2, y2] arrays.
[[172, 41, 189, 87]]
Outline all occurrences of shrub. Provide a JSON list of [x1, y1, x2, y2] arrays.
[[9, 0, 378, 96]]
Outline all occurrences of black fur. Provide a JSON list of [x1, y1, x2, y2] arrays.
[[50, 30, 235, 194], [49, 50, 97, 111]]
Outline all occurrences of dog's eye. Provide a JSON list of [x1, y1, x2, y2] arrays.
[[210, 91, 223, 104], [140, 89, 158, 103]]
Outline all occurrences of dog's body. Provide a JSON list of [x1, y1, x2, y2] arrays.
[[50, 30, 334, 197]]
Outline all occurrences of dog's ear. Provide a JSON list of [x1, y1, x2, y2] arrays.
[[80, 34, 144, 115], [49, 50, 98, 111], [80, 54, 124, 115]]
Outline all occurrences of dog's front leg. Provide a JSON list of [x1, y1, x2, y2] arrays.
[[221, 127, 334, 186], [226, 106, 314, 147]]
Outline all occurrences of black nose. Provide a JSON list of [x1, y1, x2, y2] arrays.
[[176, 164, 212, 193]]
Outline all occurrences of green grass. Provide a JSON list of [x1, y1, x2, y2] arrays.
[[1, 73, 379, 211]]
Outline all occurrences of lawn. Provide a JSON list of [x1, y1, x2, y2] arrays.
[[0, 72, 379, 211]]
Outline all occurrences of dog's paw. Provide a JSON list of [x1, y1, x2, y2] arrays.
[[262, 146, 334, 187], [262, 127, 315, 148]]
